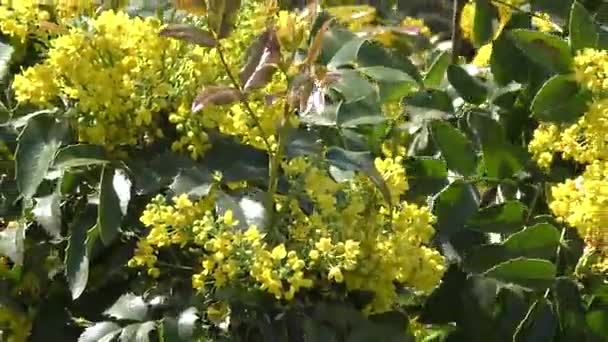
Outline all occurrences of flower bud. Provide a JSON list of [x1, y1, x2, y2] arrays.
[[276, 11, 306, 52]]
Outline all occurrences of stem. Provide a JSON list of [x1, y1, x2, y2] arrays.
[[451, 0, 466, 64], [215, 43, 273, 152]]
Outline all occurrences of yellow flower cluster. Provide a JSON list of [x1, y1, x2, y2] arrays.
[[401, 17, 431, 38], [13, 10, 213, 151], [550, 161, 608, 273], [130, 154, 445, 313], [529, 98, 608, 167], [530, 48, 608, 273], [574, 48, 608, 94], [167, 2, 285, 158], [0, 0, 97, 41]]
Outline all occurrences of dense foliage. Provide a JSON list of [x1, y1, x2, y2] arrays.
[[0, 0, 607, 341]]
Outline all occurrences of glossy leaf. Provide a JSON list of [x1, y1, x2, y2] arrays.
[[509, 29, 573, 73], [240, 28, 280, 91], [98, 166, 124, 245], [430, 120, 478, 176], [15, 115, 68, 200], [65, 207, 96, 299], [447, 65, 487, 104], [206, 0, 241, 38], [433, 181, 479, 238], [78, 322, 122, 342], [0, 220, 25, 266], [554, 277, 589, 341], [159, 24, 217, 47], [32, 193, 62, 240], [484, 258, 556, 289], [531, 74, 590, 123], [104, 293, 148, 321], [473, 0, 497, 47], [53, 144, 109, 169], [191, 86, 240, 112], [467, 201, 527, 234], [569, 1, 598, 51], [424, 51, 451, 88]]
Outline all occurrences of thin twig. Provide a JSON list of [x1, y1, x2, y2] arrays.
[[491, 0, 553, 21], [215, 43, 273, 152]]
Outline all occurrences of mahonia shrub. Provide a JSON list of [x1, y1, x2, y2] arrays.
[[1, 0, 608, 341]]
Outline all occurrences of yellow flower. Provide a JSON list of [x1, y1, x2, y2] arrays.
[[271, 244, 287, 260], [328, 266, 344, 283]]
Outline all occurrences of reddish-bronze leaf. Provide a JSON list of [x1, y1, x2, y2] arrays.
[[239, 28, 281, 92], [303, 18, 332, 66], [159, 24, 217, 47], [192, 86, 240, 112]]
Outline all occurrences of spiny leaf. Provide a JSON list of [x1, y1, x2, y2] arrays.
[[0, 220, 25, 266], [178, 307, 199, 339], [104, 293, 148, 321], [32, 193, 62, 240], [191, 86, 240, 112], [159, 24, 217, 47], [78, 322, 122, 342], [430, 120, 478, 176]]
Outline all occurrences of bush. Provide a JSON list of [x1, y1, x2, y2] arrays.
[[0, 0, 607, 341]]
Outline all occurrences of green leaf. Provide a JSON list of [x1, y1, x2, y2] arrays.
[[467, 201, 527, 234], [65, 207, 96, 300], [32, 193, 62, 240], [503, 223, 561, 258], [331, 69, 376, 103], [358, 66, 415, 83], [53, 144, 109, 169], [554, 277, 589, 341], [78, 322, 122, 342], [433, 181, 479, 238], [424, 51, 451, 88], [531, 74, 590, 123], [104, 293, 148, 321], [468, 111, 524, 179], [509, 29, 573, 73], [98, 166, 125, 245], [336, 97, 385, 128], [359, 66, 417, 102], [15, 115, 68, 200], [328, 37, 367, 69], [484, 258, 556, 289], [447, 65, 488, 104], [326, 147, 392, 205], [473, 0, 498, 47], [569, 1, 598, 51], [430, 121, 478, 176], [586, 307, 608, 339], [513, 299, 558, 342], [0, 220, 25, 266], [491, 33, 531, 85], [0, 41, 14, 82], [403, 158, 448, 198]]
